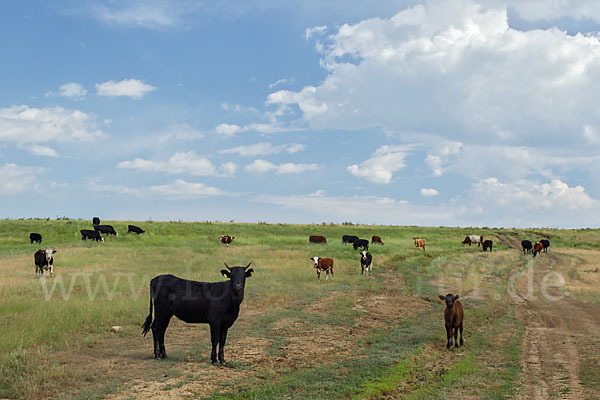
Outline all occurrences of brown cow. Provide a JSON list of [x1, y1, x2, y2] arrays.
[[532, 241, 543, 257], [309, 235, 327, 244], [309, 257, 334, 280], [439, 293, 464, 349], [220, 235, 235, 246], [413, 237, 426, 251], [371, 235, 384, 245]]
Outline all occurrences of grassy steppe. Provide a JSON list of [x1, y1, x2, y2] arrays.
[[0, 219, 599, 399]]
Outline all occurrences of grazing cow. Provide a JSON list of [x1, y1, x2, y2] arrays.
[[141, 263, 254, 365], [341, 235, 359, 244], [128, 225, 145, 234], [353, 238, 369, 251], [360, 251, 373, 276], [533, 241, 544, 257], [371, 235, 384, 245], [309, 235, 327, 244], [34, 248, 56, 277], [413, 237, 426, 251], [81, 229, 104, 242], [482, 240, 493, 252], [220, 235, 235, 246], [29, 232, 42, 244], [439, 293, 464, 349], [540, 239, 550, 253], [309, 257, 334, 281], [92, 217, 100, 225], [94, 224, 118, 236], [462, 235, 483, 247], [521, 240, 532, 255]]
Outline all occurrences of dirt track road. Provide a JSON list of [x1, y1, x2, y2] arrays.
[[497, 233, 600, 399]]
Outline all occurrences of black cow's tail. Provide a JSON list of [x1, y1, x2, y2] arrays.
[[141, 284, 154, 337]]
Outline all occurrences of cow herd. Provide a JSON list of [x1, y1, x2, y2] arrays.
[[23, 222, 555, 365], [309, 234, 383, 280]]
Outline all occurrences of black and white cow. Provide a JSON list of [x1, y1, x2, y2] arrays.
[[29, 232, 42, 244], [94, 224, 118, 236], [81, 229, 104, 242], [141, 263, 254, 365], [128, 224, 145, 234], [34, 248, 56, 277], [360, 251, 373, 276]]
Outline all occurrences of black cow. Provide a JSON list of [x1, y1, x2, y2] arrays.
[[95, 224, 118, 236], [92, 217, 100, 225], [29, 232, 42, 244], [341, 235, 359, 244], [141, 263, 254, 366], [360, 251, 372, 276], [34, 248, 56, 277], [521, 240, 532, 255], [353, 238, 369, 251], [482, 240, 493, 252], [540, 239, 550, 253], [128, 224, 145, 234], [81, 229, 104, 242]]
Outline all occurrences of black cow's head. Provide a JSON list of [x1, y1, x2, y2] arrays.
[[439, 293, 459, 308], [221, 262, 253, 295]]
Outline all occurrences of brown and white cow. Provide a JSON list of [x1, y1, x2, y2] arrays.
[[309, 235, 327, 244], [462, 235, 483, 247], [413, 237, 426, 251], [220, 235, 235, 246], [309, 257, 334, 280], [533, 241, 544, 257]]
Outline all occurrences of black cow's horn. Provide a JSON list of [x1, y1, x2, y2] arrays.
[[224, 262, 231, 271], [244, 262, 252, 270]]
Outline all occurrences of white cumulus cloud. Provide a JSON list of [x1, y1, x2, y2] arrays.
[[347, 145, 413, 184], [244, 159, 320, 174], [95, 79, 156, 98], [0, 105, 103, 151], [0, 163, 43, 195], [421, 188, 439, 197], [117, 151, 236, 177]]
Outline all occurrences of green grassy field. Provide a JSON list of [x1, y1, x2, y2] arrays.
[[1, 219, 599, 399]]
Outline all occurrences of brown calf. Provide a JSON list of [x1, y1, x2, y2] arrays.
[[309, 235, 327, 244], [309, 257, 334, 280], [413, 237, 426, 251], [220, 235, 235, 246], [439, 293, 464, 349], [371, 235, 384, 245], [532, 241, 543, 257]]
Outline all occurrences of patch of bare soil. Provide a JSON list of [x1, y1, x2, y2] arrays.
[[495, 232, 521, 250], [512, 252, 600, 399]]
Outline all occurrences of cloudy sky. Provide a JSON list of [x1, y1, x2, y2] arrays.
[[2, 0, 600, 227]]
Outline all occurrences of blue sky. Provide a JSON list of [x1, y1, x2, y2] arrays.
[[2, 0, 600, 227]]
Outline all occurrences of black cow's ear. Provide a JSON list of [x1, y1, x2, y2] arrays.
[[454, 294, 460, 300], [245, 268, 254, 278], [221, 269, 231, 279], [439, 295, 445, 301]]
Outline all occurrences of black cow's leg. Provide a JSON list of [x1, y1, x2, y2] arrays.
[[218, 327, 228, 365], [210, 322, 220, 366], [459, 323, 464, 346], [152, 314, 172, 359], [445, 327, 452, 349]]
